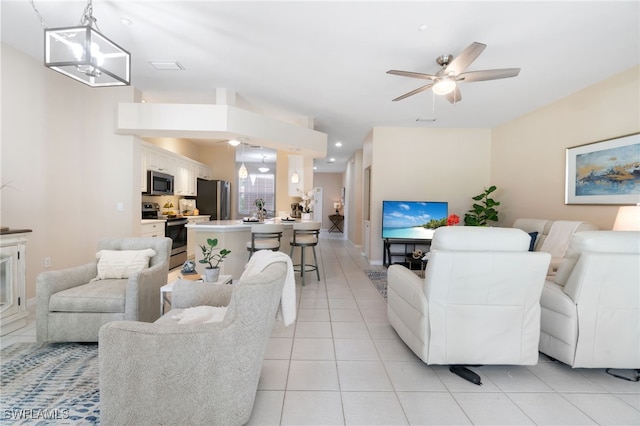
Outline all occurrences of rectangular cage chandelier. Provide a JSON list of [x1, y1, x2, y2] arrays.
[[43, 0, 130, 87]]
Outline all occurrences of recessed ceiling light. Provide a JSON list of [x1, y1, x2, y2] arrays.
[[121, 17, 133, 26], [328, 158, 336, 163], [148, 60, 185, 71], [228, 139, 241, 146], [335, 141, 342, 147], [418, 23, 429, 31]]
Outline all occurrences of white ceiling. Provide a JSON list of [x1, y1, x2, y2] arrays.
[[2, 1, 639, 172]]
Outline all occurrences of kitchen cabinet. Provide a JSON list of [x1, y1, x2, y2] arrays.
[[186, 216, 211, 258], [0, 230, 31, 336], [196, 164, 212, 180], [175, 160, 196, 196], [141, 220, 165, 238], [140, 142, 210, 196], [145, 148, 176, 175]]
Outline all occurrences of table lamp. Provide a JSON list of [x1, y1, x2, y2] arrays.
[[612, 205, 640, 231], [334, 202, 341, 214]]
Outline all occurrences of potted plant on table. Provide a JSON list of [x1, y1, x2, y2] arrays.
[[199, 238, 231, 282]]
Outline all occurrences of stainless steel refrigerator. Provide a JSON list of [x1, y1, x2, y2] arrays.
[[196, 179, 231, 220]]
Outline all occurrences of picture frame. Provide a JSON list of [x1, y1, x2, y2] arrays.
[[565, 133, 640, 205]]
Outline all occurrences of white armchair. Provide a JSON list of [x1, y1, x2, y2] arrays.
[[539, 231, 640, 369], [36, 237, 171, 342], [387, 227, 551, 381]]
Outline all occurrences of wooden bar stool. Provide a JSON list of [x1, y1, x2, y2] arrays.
[[246, 223, 284, 259], [289, 221, 321, 284]]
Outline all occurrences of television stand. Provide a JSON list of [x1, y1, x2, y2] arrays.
[[383, 238, 431, 269]]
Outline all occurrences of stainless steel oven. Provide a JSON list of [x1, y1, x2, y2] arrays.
[[165, 217, 188, 269], [142, 202, 188, 270]]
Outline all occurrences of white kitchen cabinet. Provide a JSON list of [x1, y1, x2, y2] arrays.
[[141, 221, 165, 238], [0, 231, 31, 336], [140, 142, 210, 196], [145, 147, 176, 175], [186, 216, 211, 258], [196, 164, 212, 180], [175, 160, 197, 197]]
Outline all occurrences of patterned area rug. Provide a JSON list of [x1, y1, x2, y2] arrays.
[[0, 343, 99, 425], [364, 269, 388, 299]]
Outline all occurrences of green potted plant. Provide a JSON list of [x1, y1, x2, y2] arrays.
[[199, 238, 231, 282], [464, 185, 501, 226]]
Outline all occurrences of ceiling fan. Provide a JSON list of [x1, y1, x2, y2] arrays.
[[387, 42, 520, 104]]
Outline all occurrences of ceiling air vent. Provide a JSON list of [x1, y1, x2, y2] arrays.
[[148, 60, 185, 71]]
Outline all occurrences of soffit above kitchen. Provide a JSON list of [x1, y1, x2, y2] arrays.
[[116, 101, 327, 159]]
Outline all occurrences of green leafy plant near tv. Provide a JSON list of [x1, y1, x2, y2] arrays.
[[464, 185, 501, 226]]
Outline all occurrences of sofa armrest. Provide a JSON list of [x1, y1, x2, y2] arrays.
[[171, 280, 234, 309], [36, 262, 97, 341], [387, 265, 427, 312], [124, 261, 169, 322]]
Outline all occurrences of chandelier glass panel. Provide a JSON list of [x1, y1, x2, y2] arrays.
[[42, 0, 130, 87]]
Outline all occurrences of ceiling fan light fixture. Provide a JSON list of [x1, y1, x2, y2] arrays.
[[432, 77, 456, 95]]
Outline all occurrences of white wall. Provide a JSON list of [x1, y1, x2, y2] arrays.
[[366, 127, 492, 264], [1, 44, 139, 300]]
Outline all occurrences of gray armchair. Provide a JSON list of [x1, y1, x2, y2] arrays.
[[99, 261, 289, 426], [36, 237, 171, 342]]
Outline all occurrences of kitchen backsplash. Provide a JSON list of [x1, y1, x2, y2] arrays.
[[142, 195, 182, 215]]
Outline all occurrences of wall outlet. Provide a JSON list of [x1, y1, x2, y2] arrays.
[[44, 257, 52, 268]]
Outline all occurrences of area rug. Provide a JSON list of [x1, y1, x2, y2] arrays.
[[364, 269, 388, 300], [0, 342, 100, 425]]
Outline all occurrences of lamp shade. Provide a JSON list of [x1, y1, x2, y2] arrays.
[[432, 76, 456, 95], [45, 26, 130, 87], [613, 205, 640, 231]]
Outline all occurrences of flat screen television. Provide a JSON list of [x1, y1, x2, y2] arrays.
[[382, 200, 448, 240]]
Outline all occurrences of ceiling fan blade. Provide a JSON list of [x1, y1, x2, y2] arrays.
[[457, 68, 521, 82], [392, 83, 434, 101], [445, 42, 486, 75], [387, 70, 437, 80], [445, 86, 462, 104]]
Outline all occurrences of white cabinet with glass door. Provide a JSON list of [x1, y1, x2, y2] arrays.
[[0, 231, 31, 336]]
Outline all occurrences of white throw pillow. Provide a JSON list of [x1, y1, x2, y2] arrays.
[[172, 306, 228, 324], [96, 249, 156, 279]]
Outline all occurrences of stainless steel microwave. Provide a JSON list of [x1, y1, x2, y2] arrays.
[[145, 170, 174, 196]]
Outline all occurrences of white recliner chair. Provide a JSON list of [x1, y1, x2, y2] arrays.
[[539, 231, 640, 370], [387, 227, 551, 383]]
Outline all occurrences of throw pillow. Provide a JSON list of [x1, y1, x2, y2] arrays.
[[528, 232, 539, 251], [172, 306, 228, 324], [96, 248, 156, 279]]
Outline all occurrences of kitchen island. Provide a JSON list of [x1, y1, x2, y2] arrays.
[[187, 219, 301, 280]]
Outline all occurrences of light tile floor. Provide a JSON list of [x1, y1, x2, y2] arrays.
[[3, 238, 639, 425]]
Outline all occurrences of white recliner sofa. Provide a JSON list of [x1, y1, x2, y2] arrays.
[[387, 227, 551, 370], [539, 231, 640, 369], [513, 218, 598, 277]]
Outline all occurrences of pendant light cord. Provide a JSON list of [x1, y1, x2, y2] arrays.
[[29, 0, 99, 30], [28, 0, 47, 28]]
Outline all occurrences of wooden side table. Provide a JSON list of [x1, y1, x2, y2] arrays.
[[328, 215, 344, 233], [160, 275, 233, 315]]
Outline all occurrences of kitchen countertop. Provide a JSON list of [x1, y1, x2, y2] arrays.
[[141, 215, 210, 224], [187, 218, 300, 232]]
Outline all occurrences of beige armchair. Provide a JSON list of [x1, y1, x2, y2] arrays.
[[99, 261, 289, 426], [36, 237, 171, 342], [388, 227, 550, 383], [539, 231, 640, 369]]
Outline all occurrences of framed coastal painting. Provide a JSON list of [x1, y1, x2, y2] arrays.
[[565, 133, 640, 205]]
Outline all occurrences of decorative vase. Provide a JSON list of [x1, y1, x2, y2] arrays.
[[204, 267, 220, 283], [301, 213, 311, 220]]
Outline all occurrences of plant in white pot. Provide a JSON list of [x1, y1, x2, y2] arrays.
[[199, 238, 231, 282]]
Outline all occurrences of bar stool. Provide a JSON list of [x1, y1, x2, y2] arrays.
[[246, 223, 284, 259], [289, 221, 321, 284]]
